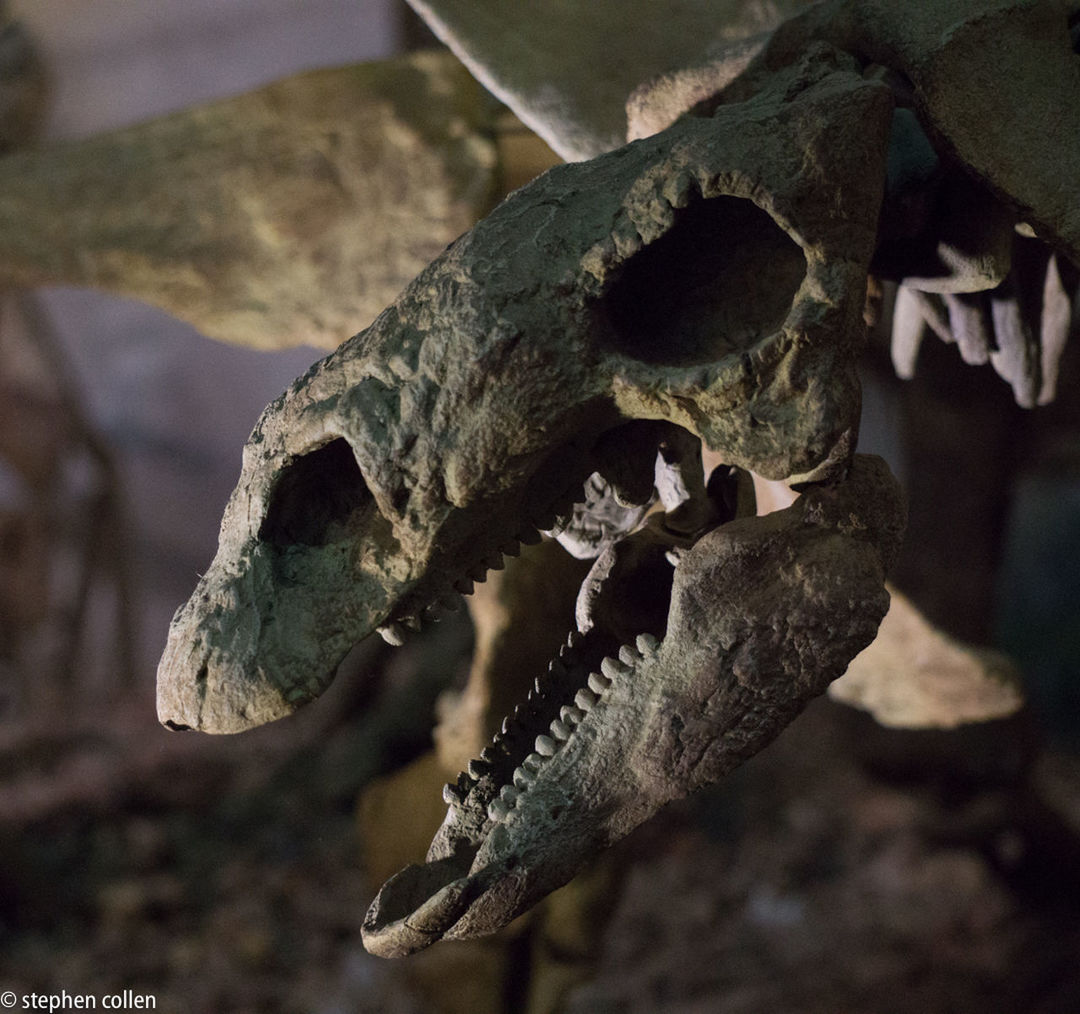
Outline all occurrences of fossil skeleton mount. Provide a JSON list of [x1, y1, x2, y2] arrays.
[[156, 0, 1078, 958]]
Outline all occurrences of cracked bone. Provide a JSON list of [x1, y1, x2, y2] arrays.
[[361, 455, 905, 956], [156, 50, 894, 734]]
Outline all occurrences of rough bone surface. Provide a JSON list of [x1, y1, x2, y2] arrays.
[[152, 0, 1080, 962], [157, 50, 893, 734], [403, 0, 814, 160], [361, 455, 904, 956], [0, 51, 497, 350], [628, 0, 1080, 409]]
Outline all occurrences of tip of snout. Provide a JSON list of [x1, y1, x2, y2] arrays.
[[155, 591, 306, 735], [155, 639, 300, 735]]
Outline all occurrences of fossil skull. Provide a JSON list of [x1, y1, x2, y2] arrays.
[[143, 0, 1080, 962], [157, 48, 894, 734]]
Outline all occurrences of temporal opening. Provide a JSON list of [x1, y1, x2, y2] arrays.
[[602, 194, 806, 365]]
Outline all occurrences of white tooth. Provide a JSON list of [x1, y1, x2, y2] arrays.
[[601, 657, 630, 680], [560, 705, 584, 725], [468, 759, 488, 779], [550, 718, 571, 740], [488, 798, 510, 822], [513, 767, 535, 789], [575, 688, 597, 710], [587, 672, 611, 695], [534, 734, 557, 756], [549, 657, 567, 677], [442, 783, 461, 805], [636, 633, 660, 657], [377, 623, 406, 646], [454, 577, 475, 595], [500, 785, 520, 806], [619, 644, 639, 666], [522, 752, 544, 771]]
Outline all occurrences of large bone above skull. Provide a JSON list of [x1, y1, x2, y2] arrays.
[[157, 50, 894, 734]]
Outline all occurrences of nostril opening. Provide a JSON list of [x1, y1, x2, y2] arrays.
[[601, 194, 806, 366], [163, 720, 193, 732], [259, 438, 375, 548]]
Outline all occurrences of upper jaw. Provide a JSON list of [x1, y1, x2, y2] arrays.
[[361, 455, 906, 957], [157, 53, 894, 734]]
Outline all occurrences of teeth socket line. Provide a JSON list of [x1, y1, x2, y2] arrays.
[[377, 524, 560, 647], [480, 634, 661, 825]]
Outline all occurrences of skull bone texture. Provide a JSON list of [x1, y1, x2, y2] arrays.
[[156, 48, 894, 735]]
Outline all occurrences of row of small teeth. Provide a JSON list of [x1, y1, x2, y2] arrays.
[[376, 498, 576, 647], [477, 632, 661, 823], [440, 630, 586, 806]]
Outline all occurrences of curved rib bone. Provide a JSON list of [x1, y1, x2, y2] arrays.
[[361, 455, 905, 957]]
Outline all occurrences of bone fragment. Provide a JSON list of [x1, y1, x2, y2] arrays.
[[405, 0, 814, 159], [989, 283, 1040, 409], [888, 288, 925, 380], [943, 293, 992, 366], [626, 34, 768, 142], [831, 586, 1024, 728], [0, 51, 498, 350], [1038, 255, 1074, 406]]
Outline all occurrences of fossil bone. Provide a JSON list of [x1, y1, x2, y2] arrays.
[[402, 0, 814, 160], [361, 454, 905, 956], [718, 0, 1080, 266], [830, 585, 1024, 729], [0, 51, 498, 350], [156, 50, 894, 734], [625, 0, 1080, 406], [150, 0, 1080, 962]]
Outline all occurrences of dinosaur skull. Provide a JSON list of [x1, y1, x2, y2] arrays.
[[156, 47, 893, 734]]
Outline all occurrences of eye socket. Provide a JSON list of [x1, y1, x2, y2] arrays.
[[601, 194, 806, 366], [259, 438, 375, 548]]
